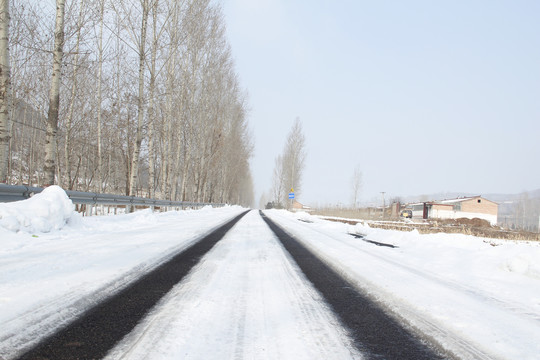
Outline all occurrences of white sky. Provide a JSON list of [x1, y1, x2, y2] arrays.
[[222, 0, 540, 206]]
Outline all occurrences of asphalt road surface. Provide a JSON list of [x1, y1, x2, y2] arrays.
[[17, 210, 453, 360], [260, 211, 451, 360], [16, 211, 249, 360]]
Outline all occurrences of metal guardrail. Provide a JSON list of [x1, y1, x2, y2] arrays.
[[0, 184, 225, 209]]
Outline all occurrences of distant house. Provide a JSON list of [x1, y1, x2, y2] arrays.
[[409, 196, 498, 225], [292, 200, 311, 212]]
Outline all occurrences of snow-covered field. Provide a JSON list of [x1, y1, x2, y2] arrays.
[[1, 187, 540, 359]]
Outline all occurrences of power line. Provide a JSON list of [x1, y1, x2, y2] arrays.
[[11, 119, 46, 132]]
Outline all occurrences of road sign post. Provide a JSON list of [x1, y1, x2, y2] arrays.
[[289, 188, 294, 209]]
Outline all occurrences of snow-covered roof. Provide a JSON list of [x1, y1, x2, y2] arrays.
[[439, 196, 480, 204], [408, 196, 497, 207]]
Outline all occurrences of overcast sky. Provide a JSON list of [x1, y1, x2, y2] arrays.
[[221, 0, 540, 206]]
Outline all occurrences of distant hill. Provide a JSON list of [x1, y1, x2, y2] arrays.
[[483, 189, 540, 202]]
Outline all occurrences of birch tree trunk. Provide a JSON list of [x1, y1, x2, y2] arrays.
[[96, 0, 104, 192], [64, 0, 85, 190], [44, 0, 65, 186], [163, 0, 180, 199], [128, 0, 149, 197], [147, 0, 159, 198], [0, 0, 11, 183]]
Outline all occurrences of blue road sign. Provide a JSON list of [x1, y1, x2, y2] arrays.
[[289, 192, 295, 199]]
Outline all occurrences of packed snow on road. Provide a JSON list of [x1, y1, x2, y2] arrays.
[[1, 186, 539, 359]]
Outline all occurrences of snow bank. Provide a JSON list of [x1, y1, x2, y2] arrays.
[[0, 185, 76, 233], [352, 221, 540, 279]]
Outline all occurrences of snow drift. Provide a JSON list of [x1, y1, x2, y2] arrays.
[[0, 185, 76, 233]]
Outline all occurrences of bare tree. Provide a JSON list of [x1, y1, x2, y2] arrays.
[[146, 0, 163, 198], [513, 192, 540, 231], [96, 0, 105, 192], [351, 165, 363, 208], [281, 117, 306, 206], [163, 0, 182, 199], [43, 0, 65, 185], [127, 0, 150, 196], [63, 0, 85, 190], [269, 117, 306, 207], [271, 155, 284, 206], [6, 0, 255, 206], [0, 0, 11, 183]]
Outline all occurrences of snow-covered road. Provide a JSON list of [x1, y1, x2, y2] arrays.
[[105, 210, 359, 360], [0, 188, 249, 359], [1, 187, 540, 359], [264, 210, 540, 360]]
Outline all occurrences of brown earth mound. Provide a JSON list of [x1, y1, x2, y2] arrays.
[[455, 217, 492, 228]]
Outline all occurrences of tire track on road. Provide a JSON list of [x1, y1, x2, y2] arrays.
[[260, 211, 451, 360], [15, 210, 249, 360], [105, 209, 360, 359]]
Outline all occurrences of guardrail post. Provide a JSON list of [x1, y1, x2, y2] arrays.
[[22, 185, 31, 199], [128, 196, 135, 214]]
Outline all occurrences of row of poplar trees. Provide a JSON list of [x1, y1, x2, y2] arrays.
[[0, 0, 254, 207]]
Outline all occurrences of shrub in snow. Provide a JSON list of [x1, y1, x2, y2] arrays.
[[0, 185, 76, 233]]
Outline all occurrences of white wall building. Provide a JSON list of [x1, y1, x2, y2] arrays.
[[409, 196, 498, 225]]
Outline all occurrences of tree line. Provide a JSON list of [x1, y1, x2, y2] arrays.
[[0, 0, 254, 207]]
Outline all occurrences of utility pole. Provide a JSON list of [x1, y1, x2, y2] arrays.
[[380, 191, 386, 220]]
